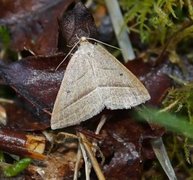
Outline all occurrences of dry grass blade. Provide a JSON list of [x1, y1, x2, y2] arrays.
[[105, 0, 135, 61], [79, 138, 90, 180], [87, 115, 107, 177], [73, 146, 82, 180], [79, 132, 105, 180]]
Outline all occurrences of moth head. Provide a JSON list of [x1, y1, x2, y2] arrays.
[[80, 36, 87, 42]]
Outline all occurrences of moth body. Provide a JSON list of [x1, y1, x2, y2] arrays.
[[51, 38, 150, 129]]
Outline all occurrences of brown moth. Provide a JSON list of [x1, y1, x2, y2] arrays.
[[51, 37, 150, 129]]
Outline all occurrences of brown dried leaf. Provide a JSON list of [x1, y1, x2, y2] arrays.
[[0, 54, 67, 123], [58, 2, 98, 48], [125, 58, 172, 106], [0, 0, 74, 54], [2, 100, 49, 131], [28, 152, 77, 179], [100, 112, 164, 180]]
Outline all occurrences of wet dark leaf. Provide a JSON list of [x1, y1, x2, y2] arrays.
[[58, 2, 98, 48], [0, 0, 74, 55], [101, 116, 143, 180], [0, 53, 67, 124], [100, 111, 164, 180], [126, 58, 172, 106], [2, 100, 49, 131]]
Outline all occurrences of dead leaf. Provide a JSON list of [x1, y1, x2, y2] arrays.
[[2, 100, 49, 131], [28, 152, 78, 180], [58, 2, 98, 49], [0, 0, 74, 55], [0, 53, 66, 124]]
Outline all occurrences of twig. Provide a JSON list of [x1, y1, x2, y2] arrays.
[[0, 129, 46, 160], [92, 115, 107, 158], [79, 133, 105, 180], [73, 146, 82, 180], [0, 98, 14, 104], [87, 115, 108, 176], [79, 138, 90, 180], [95, 115, 107, 135], [159, 100, 179, 113]]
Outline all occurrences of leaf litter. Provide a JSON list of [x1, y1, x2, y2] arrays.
[[0, 1, 191, 179]]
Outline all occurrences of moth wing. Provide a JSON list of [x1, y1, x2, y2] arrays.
[[51, 42, 104, 129], [51, 41, 150, 130], [93, 44, 150, 109]]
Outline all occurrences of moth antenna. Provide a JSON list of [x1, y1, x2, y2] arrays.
[[86, 37, 121, 51], [55, 39, 81, 71], [67, 34, 80, 48], [67, 44, 73, 48], [75, 34, 80, 40]]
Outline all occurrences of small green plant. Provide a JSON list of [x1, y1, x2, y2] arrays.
[[3, 158, 32, 177], [0, 26, 17, 60], [163, 83, 193, 163], [0, 151, 4, 162], [0, 26, 10, 49], [137, 106, 193, 139]]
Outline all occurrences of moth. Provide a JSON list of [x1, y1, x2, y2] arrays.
[[51, 37, 150, 129]]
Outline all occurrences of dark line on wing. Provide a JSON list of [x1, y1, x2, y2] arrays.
[[98, 67, 116, 70], [61, 88, 97, 111], [61, 86, 133, 111], [73, 71, 88, 83]]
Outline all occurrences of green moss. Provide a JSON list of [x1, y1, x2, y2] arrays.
[[0, 26, 10, 49], [120, 0, 193, 45]]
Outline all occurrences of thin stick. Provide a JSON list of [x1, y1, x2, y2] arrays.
[[87, 115, 107, 176], [55, 132, 78, 139], [0, 98, 14, 104], [92, 114, 108, 153], [95, 115, 107, 135], [79, 138, 90, 180], [79, 133, 105, 180], [93, 115, 107, 165], [159, 100, 179, 113], [73, 146, 82, 180]]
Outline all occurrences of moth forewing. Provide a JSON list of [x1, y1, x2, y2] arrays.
[[51, 39, 150, 130]]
